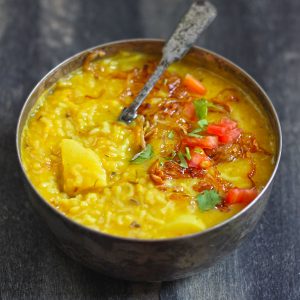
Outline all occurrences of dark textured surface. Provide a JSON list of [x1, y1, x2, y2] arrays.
[[0, 0, 298, 299]]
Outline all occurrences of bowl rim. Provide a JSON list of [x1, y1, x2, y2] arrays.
[[16, 38, 282, 243]]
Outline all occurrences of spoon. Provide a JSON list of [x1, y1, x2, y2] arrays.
[[118, 0, 217, 123]]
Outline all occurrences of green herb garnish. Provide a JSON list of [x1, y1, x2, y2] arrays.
[[187, 120, 208, 138], [197, 190, 221, 211], [130, 144, 153, 164], [197, 119, 208, 130], [193, 98, 208, 120], [194, 148, 204, 154], [187, 132, 203, 138], [190, 128, 203, 134], [167, 131, 174, 139], [178, 152, 188, 168], [185, 147, 191, 160]]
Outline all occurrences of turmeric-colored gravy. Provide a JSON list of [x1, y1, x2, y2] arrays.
[[21, 51, 276, 239]]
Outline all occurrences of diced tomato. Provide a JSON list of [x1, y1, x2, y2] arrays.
[[183, 102, 197, 121], [219, 118, 237, 130], [182, 136, 218, 149], [187, 149, 211, 169], [218, 127, 242, 144], [207, 124, 227, 136], [206, 118, 241, 144], [225, 188, 258, 205], [183, 74, 206, 95]]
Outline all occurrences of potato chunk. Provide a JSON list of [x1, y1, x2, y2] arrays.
[[217, 158, 252, 188], [165, 215, 206, 236], [61, 139, 107, 195]]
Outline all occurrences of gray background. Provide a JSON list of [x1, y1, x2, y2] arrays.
[[0, 0, 299, 299]]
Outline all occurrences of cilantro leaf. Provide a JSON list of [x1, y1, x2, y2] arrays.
[[178, 152, 188, 168], [197, 190, 221, 211], [167, 131, 174, 139], [187, 120, 208, 137], [185, 147, 191, 160], [194, 148, 204, 154], [130, 144, 153, 164], [198, 119, 208, 130], [193, 98, 208, 120], [189, 128, 203, 134], [187, 132, 203, 138]]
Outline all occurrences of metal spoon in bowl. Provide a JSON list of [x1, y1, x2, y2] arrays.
[[118, 0, 217, 123]]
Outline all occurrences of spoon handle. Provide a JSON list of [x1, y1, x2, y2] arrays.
[[119, 0, 217, 123], [163, 0, 217, 63]]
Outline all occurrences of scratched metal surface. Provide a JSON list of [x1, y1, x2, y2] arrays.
[[0, 0, 299, 299]]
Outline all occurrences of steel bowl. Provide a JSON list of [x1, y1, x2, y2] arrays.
[[16, 39, 282, 281]]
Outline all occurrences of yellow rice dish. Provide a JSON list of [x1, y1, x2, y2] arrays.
[[21, 51, 276, 239]]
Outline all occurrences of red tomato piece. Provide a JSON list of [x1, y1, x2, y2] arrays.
[[183, 73, 206, 95], [182, 136, 218, 149], [207, 124, 227, 136], [188, 149, 211, 169], [206, 118, 241, 144], [220, 118, 238, 130], [183, 102, 197, 121], [226, 188, 258, 205], [218, 128, 242, 144]]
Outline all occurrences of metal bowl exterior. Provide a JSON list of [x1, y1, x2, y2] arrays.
[[16, 39, 282, 282]]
